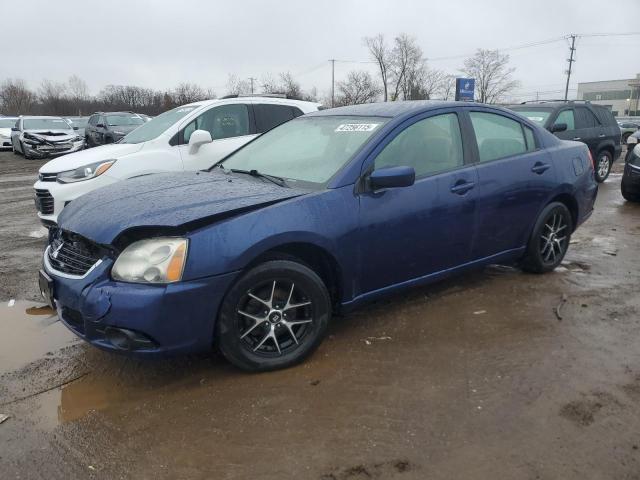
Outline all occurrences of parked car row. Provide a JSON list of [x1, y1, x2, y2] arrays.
[[37, 99, 598, 371]]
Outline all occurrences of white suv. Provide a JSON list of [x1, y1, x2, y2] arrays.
[[34, 96, 321, 226]]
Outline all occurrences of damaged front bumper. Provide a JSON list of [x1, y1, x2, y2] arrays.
[[23, 138, 84, 158], [43, 248, 239, 356]]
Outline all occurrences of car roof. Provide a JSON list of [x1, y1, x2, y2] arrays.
[[307, 100, 482, 118], [183, 97, 322, 108], [20, 116, 66, 119]]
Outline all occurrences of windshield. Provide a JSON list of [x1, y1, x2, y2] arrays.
[[220, 116, 387, 186], [106, 114, 144, 126], [0, 119, 16, 128], [509, 108, 552, 125], [120, 106, 197, 144], [23, 118, 72, 130]]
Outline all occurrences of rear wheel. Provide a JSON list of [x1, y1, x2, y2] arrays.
[[522, 202, 572, 274], [595, 150, 612, 183], [216, 260, 331, 372]]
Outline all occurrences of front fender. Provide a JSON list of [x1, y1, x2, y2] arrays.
[[183, 186, 360, 295]]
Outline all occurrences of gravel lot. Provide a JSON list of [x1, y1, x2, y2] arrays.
[[1, 148, 640, 479]]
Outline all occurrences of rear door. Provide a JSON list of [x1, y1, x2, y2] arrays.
[[574, 106, 602, 154], [467, 109, 555, 259], [358, 109, 478, 294], [178, 103, 257, 171]]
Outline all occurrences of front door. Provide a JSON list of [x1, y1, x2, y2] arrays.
[[358, 111, 478, 295], [178, 103, 258, 171]]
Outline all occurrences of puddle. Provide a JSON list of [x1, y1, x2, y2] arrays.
[[0, 300, 77, 375]]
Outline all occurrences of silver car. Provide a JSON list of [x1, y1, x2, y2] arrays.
[[11, 116, 84, 159], [0, 117, 18, 149]]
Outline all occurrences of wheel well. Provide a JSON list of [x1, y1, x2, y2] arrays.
[[246, 243, 342, 309], [550, 193, 578, 231], [597, 144, 614, 159]]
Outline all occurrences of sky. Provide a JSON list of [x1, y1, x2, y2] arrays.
[[3, 0, 639, 101]]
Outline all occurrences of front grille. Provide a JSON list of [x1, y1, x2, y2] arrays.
[[39, 172, 57, 182], [35, 189, 54, 214], [48, 230, 102, 276]]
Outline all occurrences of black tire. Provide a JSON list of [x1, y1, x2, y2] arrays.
[[621, 180, 640, 202], [594, 150, 612, 183], [622, 132, 631, 144], [105, 136, 113, 144], [522, 202, 573, 274], [85, 135, 91, 148], [12, 142, 20, 155], [216, 260, 331, 372]]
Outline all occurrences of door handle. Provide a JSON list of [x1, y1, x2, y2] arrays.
[[598, 134, 605, 138], [531, 162, 551, 174], [450, 181, 475, 195], [572, 137, 581, 141]]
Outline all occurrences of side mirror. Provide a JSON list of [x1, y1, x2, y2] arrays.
[[11, 127, 19, 132], [73, 126, 79, 130], [188, 129, 213, 154], [370, 166, 415, 190], [96, 123, 105, 128], [549, 123, 567, 133]]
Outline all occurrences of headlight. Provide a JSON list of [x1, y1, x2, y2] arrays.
[[57, 159, 115, 183], [112, 238, 188, 284], [23, 133, 41, 145]]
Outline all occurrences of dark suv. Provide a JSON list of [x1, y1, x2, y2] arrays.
[[509, 101, 621, 182], [85, 112, 145, 147]]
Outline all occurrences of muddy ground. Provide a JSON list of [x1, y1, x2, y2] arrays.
[[1, 149, 639, 479]]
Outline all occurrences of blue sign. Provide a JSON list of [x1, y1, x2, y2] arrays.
[[455, 78, 475, 102]]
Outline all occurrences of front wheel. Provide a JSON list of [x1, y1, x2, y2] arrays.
[[21, 141, 33, 160], [216, 260, 331, 372], [522, 202, 573, 274], [595, 151, 612, 183], [622, 180, 640, 202]]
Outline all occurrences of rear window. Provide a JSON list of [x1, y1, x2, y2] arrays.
[[509, 108, 552, 125]]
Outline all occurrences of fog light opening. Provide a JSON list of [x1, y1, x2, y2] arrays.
[[105, 327, 156, 351]]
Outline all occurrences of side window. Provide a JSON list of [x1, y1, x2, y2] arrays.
[[576, 107, 600, 129], [469, 112, 527, 162], [254, 104, 295, 133], [291, 107, 304, 118], [375, 113, 464, 177], [183, 104, 250, 143], [87, 116, 95, 126], [524, 126, 536, 151], [554, 109, 575, 130]]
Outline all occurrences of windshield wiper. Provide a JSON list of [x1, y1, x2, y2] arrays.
[[222, 166, 288, 188]]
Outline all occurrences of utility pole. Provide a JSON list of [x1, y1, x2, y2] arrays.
[[564, 34, 576, 102], [329, 59, 335, 107], [248, 77, 257, 94]]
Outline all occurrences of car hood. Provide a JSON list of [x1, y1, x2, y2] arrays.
[[24, 130, 76, 142], [58, 170, 308, 245], [39, 142, 145, 173]]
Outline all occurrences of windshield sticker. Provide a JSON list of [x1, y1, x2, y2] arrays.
[[335, 123, 380, 132]]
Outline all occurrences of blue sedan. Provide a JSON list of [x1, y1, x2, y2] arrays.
[[40, 101, 598, 371]]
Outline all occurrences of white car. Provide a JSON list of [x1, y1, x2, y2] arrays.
[[0, 117, 18, 149], [34, 96, 321, 226], [12, 116, 84, 159]]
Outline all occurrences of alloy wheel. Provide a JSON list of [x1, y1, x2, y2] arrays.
[[539, 212, 568, 265], [236, 279, 313, 357], [597, 155, 610, 179]]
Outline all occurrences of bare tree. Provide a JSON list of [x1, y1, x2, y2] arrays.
[[260, 73, 282, 94], [440, 74, 456, 100], [335, 70, 381, 106], [389, 33, 423, 101], [0, 78, 36, 115], [462, 49, 520, 103], [278, 72, 303, 99], [364, 34, 391, 102], [226, 74, 251, 96], [171, 82, 212, 105], [38, 79, 69, 114], [68, 75, 89, 101]]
